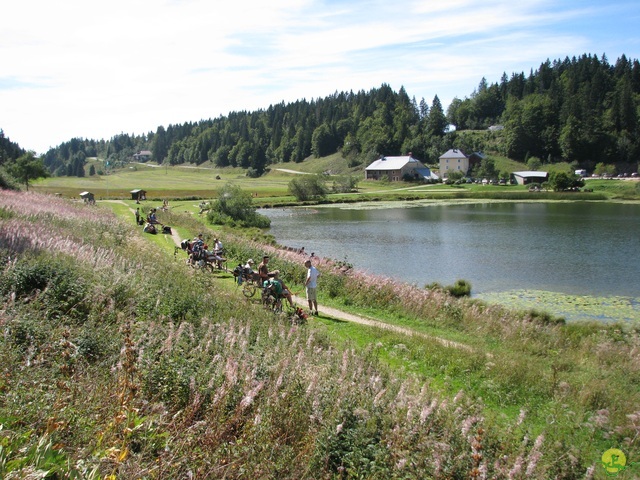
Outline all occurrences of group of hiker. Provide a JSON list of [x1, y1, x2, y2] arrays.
[[136, 205, 173, 235], [133, 201, 322, 315], [244, 254, 321, 316]]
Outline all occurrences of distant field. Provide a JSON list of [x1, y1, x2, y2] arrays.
[[31, 160, 401, 201], [31, 157, 639, 203], [32, 163, 294, 200]]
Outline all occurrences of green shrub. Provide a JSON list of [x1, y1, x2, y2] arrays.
[[288, 175, 328, 201], [313, 406, 391, 477], [75, 326, 115, 362], [6, 315, 47, 352], [0, 207, 15, 220], [3, 255, 90, 321], [7, 257, 56, 297], [142, 357, 194, 409], [445, 279, 472, 297], [425, 281, 444, 290], [206, 183, 270, 228], [321, 273, 346, 299], [525, 308, 566, 325]]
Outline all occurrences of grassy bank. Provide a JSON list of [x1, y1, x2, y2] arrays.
[[1, 190, 638, 479]]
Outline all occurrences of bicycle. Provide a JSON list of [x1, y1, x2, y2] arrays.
[[232, 266, 261, 298], [262, 285, 283, 313]]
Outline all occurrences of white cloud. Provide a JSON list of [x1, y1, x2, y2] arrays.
[[1, 0, 638, 152]]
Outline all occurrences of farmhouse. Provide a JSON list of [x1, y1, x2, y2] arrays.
[[133, 150, 152, 162], [438, 149, 469, 177], [365, 155, 435, 182], [511, 171, 549, 185]]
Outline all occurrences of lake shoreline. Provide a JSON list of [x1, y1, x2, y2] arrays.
[[263, 200, 640, 323], [271, 196, 640, 211]]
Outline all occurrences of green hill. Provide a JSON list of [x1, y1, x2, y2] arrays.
[[1, 189, 638, 478]]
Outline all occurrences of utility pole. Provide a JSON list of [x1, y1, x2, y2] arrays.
[[105, 160, 109, 199]]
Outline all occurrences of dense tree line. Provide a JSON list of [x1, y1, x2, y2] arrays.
[[448, 54, 640, 171], [28, 84, 451, 177], [0, 130, 25, 166], [4, 53, 639, 178], [0, 130, 26, 188], [154, 85, 451, 174], [39, 134, 152, 177]]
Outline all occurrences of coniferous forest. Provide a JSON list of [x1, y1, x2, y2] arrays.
[[2, 53, 640, 177]]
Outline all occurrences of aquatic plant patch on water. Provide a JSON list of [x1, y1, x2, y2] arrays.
[[476, 290, 640, 323]]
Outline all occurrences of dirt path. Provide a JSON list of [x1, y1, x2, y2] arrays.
[[291, 294, 473, 352], [274, 168, 311, 175]]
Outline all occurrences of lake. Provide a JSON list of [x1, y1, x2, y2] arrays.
[[262, 200, 640, 322]]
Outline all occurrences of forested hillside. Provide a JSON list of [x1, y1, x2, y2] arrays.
[[449, 54, 640, 171], [4, 53, 640, 178], [0, 130, 24, 166], [0, 130, 26, 189]]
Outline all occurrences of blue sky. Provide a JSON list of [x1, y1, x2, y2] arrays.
[[1, 0, 639, 154]]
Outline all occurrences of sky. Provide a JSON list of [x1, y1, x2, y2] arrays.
[[2, 0, 639, 154]]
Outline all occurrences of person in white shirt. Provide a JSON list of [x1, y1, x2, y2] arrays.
[[304, 259, 320, 315], [244, 258, 255, 273]]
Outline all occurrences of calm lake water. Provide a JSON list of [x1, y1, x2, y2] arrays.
[[262, 201, 640, 321]]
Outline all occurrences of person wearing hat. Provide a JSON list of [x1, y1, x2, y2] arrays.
[[189, 233, 205, 264], [244, 258, 255, 274]]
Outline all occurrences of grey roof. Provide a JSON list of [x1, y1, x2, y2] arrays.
[[512, 171, 548, 178], [439, 149, 467, 160], [415, 167, 438, 179], [365, 155, 423, 171]]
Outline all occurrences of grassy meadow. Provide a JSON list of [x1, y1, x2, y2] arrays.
[[31, 154, 640, 204], [1, 189, 639, 479]]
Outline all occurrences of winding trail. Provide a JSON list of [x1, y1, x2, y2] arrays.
[[290, 294, 473, 352]]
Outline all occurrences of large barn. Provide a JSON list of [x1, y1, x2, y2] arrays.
[[365, 155, 435, 181], [511, 171, 549, 185]]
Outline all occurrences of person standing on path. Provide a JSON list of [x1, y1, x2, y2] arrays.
[[304, 259, 320, 315]]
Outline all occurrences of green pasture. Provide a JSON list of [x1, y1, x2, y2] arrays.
[[29, 163, 441, 205], [32, 163, 290, 200], [31, 157, 640, 205]]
